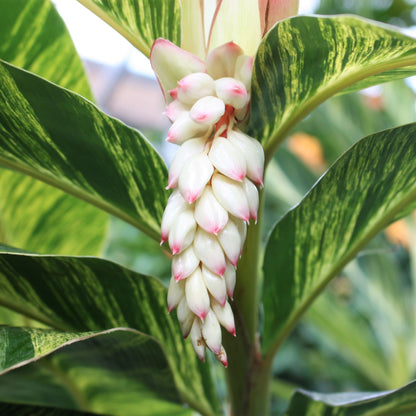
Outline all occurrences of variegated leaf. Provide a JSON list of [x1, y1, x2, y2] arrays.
[[249, 15, 416, 159]]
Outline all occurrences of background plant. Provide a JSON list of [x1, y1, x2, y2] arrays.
[[0, 0, 416, 415]]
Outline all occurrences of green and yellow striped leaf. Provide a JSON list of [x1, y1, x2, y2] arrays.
[[0, 0, 108, 256], [0, 250, 219, 416], [0, 327, 188, 415], [0, 60, 168, 242], [261, 123, 416, 356], [249, 15, 416, 160], [77, 0, 181, 57], [285, 380, 416, 416]]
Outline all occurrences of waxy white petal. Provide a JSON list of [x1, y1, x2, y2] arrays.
[[190, 96, 225, 125], [211, 173, 250, 221], [190, 318, 206, 362], [209, 136, 246, 182], [166, 112, 209, 144], [212, 299, 236, 336], [177, 298, 194, 338], [172, 245, 200, 281], [165, 99, 188, 122], [150, 38, 206, 102], [215, 345, 228, 368], [177, 72, 215, 105], [217, 218, 243, 266], [215, 77, 249, 109], [234, 54, 254, 91], [201, 265, 227, 306], [167, 138, 206, 189], [178, 153, 214, 203], [167, 277, 185, 312], [168, 209, 196, 254], [185, 267, 210, 320], [242, 178, 259, 221], [194, 186, 228, 234], [228, 129, 264, 185], [206, 42, 243, 79], [160, 190, 188, 244], [224, 261, 236, 299], [202, 310, 222, 354], [234, 218, 247, 253], [193, 228, 226, 276]]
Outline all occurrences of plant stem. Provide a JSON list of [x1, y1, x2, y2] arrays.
[[223, 189, 273, 415]]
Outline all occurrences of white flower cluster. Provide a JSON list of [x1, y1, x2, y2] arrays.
[[162, 43, 264, 366]]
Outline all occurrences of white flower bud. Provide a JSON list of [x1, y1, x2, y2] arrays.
[[167, 138, 206, 189], [193, 228, 226, 276], [177, 72, 215, 105], [168, 209, 196, 255], [211, 173, 250, 221], [178, 153, 214, 203], [172, 245, 200, 281], [234, 55, 253, 92], [190, 96, 225, 125], [215, 345, 228, 368], [194, 186, 228, 234], [202, 310, 222, 354], [235, 218, 247, 253], [160, 190, 188, 244], [208, 136, 246, 182], [201, 265, 227, 306], [166, 112, 209, 144], [211, 299, 236, 336], [224, 261, 236, 299], [167, 277, 185, 312], [185, 267, 210, 320], [215, 77, 249, 110], [217, 217, 243, 266], [190, 318, 206, 362], [228, 129, 264, 186], [165, 99, 188, 122], [206, 42, 243, 80], [242, 178, 259, 221], [177, 298, 194, 338]]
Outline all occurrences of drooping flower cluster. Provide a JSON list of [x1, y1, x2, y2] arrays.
[[153, 40, 264, 366]]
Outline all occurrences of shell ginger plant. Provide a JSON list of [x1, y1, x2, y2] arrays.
[[0, 0, 416, 415]]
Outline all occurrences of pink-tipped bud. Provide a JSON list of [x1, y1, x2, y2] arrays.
[[167, 277, 185, 312], [194, 186, 228, 234], [193, 228, 226, 276], [190, 96, 225, 125], [172, 245, 200, 281], [215, 345, 228, 367], [177, 298, 194, 338], [208, 136, 247, 182], [211, 299, 236, 336], [242, 178, 259, 221], [234, 218, 247, 253], [206, 42, 243, 80], [178, 153, 214, 203], [224, 261, 236, 299], [211, 173, 250, 221], [202, 310, 222, 354], [177, 72, 215, 105], [201, 265, 227, 306], [228, 129, 264, 186], [168, 209, 196, 254], [217, 218, 243, 266], [160, 190, 188, 244], [234, 55, 254, 92], [215, 77, 249, 110], [185, 267, 211, 320], [165, 99, 188, 122], [190, 318, 206, 362], [166, 112, 209, 145], [167, 138, 206, 189]]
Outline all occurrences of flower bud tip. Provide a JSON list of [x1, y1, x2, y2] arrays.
[[171, 245, 181, 255], [169, 88, 177, 100]]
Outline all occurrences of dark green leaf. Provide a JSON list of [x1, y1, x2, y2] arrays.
[[77, 0, 181, 57], [285, 380, 416, 416], [249, 15, 416, 159], [0, 327, 188, 416], [262, 123, 416, 356], [0, 251, 219, 416], [0, 60, 168, 241], [0, 402, 99, 415]]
